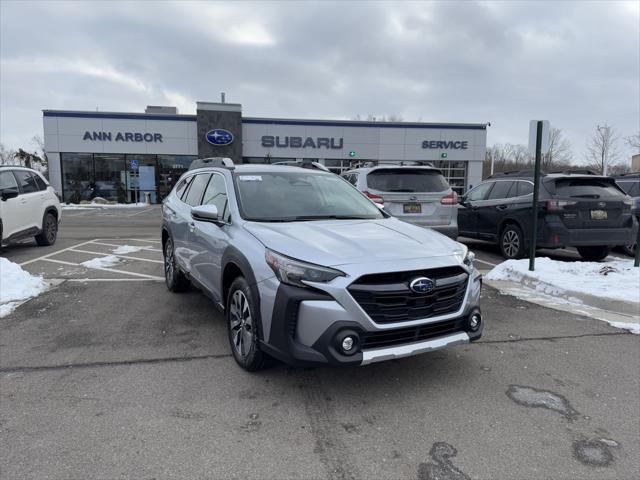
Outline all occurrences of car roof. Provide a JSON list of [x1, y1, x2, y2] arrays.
[[613, 172, 640, 180], [344, 165, 441, 175], [187, 164, 333, 175], [0, 165, 40, 173]]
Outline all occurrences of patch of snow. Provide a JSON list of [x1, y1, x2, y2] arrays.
[[0, 258, 49, 317], [62, 202, 149, 210], [81, 255, 122, 269], [607, 321, 640, 335], [111, 245, 152, 254], [486, 257, 639, 303]]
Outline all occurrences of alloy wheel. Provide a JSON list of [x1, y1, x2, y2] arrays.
[[45, 215, 57, 243], [230, 290, 253, 358], [503, 230, 520, 258], [164, 241, 174, 285]]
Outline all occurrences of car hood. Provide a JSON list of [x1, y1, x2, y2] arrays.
[[243, 218, 465, 267]]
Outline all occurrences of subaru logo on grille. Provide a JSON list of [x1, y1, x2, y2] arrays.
[[205, 129, 234, 146], [597, 201, 606, 208], [409, 277, 435, 294]]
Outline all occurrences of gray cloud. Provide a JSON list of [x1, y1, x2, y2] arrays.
[[1, 0, 638, 162]]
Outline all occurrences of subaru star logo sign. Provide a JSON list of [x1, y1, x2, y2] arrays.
[[205, 128, 234, 146], [409, 277, 435, 294]]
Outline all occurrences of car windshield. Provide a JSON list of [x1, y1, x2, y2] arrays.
[[366, 168, 448, 192], [235, 171, 385, 221]]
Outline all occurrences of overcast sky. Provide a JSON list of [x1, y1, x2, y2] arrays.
[[1, 0, 638, 163]]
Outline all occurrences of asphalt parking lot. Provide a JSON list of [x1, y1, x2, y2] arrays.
[[1, 207, 638, 479]]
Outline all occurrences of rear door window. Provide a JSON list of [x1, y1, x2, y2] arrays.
[[555, 178, 625, 199], [366, 169, 448, 192], [175, 175, 193, 200], [13, 170, 39, 194], [516, 181, 534, 196], [202, 174, 229, 219], [183, 174, 211, 206], [34, 174, 48, 191], [617, 181, 639, 196], [487, 181, 515, 200]]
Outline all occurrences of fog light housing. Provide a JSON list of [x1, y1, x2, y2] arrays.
[[336, 331, 360, 356], [469, 311, 481, 331]]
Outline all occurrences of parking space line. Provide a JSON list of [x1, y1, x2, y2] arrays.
[[67, 278, 164, 282], [69, 248, 164, 264], [474, 258, 498, 267], [128, 238, 162, 244], [19, 240, 98, 266], [126, 208, 155, 217], [89, 241, 162, 252], [41, 258, 164, 280]]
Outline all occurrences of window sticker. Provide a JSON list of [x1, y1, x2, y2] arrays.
[[238, 175, 262, 182]]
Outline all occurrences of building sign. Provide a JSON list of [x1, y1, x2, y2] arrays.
[[83, 131, 163, 142], [261, 136, 343, 149], [422, 140, 468, 149], [205, 129, 234, 146]]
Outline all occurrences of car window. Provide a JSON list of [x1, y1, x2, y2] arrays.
[[34, 174, 48, 191], [183, 173, 211, 206], [174, 175, 193, 200], [346, 174, 357, 186], [202, 174, 228, 218], [0, 171, 19, 195], [487, 181, 515, 200], [366, 169, 449, 192], [13, 170, 39, 194], [554, 178, 625, 199], [466, 182, 493, 201], [617, 180, 639, 197], [516, 181, 534, 196]]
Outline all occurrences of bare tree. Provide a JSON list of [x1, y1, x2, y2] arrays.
[[544, 127, 573, 171], [0, 142, 16, 165], [585, 123, 619, 175], [624, 131, 640, 153]]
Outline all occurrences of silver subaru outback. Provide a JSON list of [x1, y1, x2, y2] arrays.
[[161, 158, 482, 371]]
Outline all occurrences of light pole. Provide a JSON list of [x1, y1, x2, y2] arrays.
[[597, 125, 608, 176]]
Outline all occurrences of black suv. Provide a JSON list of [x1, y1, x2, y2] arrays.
[[458, 170, 638, 261]]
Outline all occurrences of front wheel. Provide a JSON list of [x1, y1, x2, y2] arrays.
[[227, 277, 267, 371], [621, 243, 636, 257], [499, 224, 526, 259], [577, 245, 611, 262], [35, 213, 58, 246]]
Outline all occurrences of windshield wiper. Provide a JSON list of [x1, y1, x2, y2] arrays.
[[384, 189, 414, 192], [292, 215, 375, 221], [570, 194, 600, 199]]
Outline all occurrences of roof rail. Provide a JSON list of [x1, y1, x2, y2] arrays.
[[188, 157, 235, 170], [272, 159, 330, 172], [548, 168, 598, 175], [487, 169, 540, 178]]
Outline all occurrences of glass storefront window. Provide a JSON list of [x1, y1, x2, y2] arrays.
[[158, 155, 196, 200], [125, 154, 158, 203], [432, 160, 468, 194], [61, 153, 94, 203], [94, 154, 126, 202]]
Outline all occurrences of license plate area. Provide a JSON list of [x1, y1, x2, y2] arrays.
[[590, 210, 607, 220], [403, 203, 422, 214]]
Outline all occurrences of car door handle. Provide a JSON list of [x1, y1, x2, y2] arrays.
[[188, 222, 195, 231], [20, 198, 28, 204], [495, 205, 508, 211]]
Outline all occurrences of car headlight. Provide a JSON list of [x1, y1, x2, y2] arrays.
[[454, 244, 475, 267], [464, 250, 476, 267], [265, 249, 345, 288]]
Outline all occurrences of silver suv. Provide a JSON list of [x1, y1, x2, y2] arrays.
[[161, 159, 482, 371], [342, 165, 459, 239]]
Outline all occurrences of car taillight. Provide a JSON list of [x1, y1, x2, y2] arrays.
[[441, 191, 458, 205], [363, 191, 384, 207], [545, 200, 577, 211]]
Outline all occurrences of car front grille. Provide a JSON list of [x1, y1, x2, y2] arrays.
[[348, 266, 468, 324], [360, 317, 467, 349]]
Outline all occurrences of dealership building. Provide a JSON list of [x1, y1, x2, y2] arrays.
[[43, 102, 488, 203]]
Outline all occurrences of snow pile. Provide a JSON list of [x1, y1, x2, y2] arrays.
[[112, 245, 153, 254], [81, 255, 122, 269], [0, 258, 49, 317], [486, 257, 640, 334], [486, 258, 639, 303], [62, 202, 149, 210]]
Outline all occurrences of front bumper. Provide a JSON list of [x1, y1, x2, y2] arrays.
[[259, 264, 483, 367]]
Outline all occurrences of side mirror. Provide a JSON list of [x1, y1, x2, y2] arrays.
[[191, 204, 221, 223], [458, 196, 469, 206], [1, 190, 18, 202]]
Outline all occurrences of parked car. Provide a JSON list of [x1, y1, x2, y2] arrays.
[[612, 172, 640, 257], [341, 164, 459, 239], [0, 166, 61, 247], [457, 170, 638, 261], [161, 159, 482, 371]]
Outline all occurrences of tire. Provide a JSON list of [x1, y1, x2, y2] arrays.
[[577, 245, 611, 262], [163, 237, 189, 292], [499, 224, 526, 259], [226, 276, 267, 372], [35, 212, 58, 246], [621, 243, 636, 257]]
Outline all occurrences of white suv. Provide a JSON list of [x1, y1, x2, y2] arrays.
[[0, 166, 61, 247]]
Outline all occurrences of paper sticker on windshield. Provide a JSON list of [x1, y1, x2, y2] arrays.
[[239, 175, 262, 182]]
